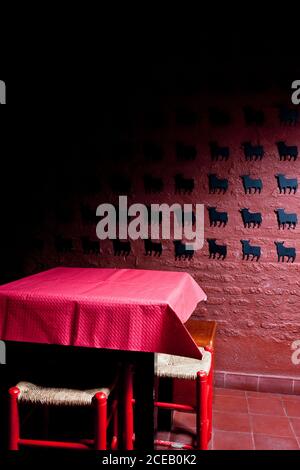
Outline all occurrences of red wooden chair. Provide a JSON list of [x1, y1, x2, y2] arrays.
[[8, 379, 119, 451], [154, 320, 216, 450]]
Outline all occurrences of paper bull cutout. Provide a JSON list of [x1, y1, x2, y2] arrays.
[[240, 209, 262, 228], [276, 141, 298, 161], [209, 142, 230, 161], [144, 174, 164, 193], [275, 209, 298, 229], [209, 108, 231, 126], [241, 240, 261, 261], [243, 106, 264, 126], [208, 174, 228, 194], [276, 174, 298, 194], [112, 239, 131, 256], [174, 174, 194, 194], [207, 207, 228, 227], [278, 105, 299, 125], [176, 142, 197, 161], [144, 240, 162, 256], [241, 175, 263, 194], [275, 242, 296, 263], [173, 241, 194, 260], [242, 142, 264, 161], [81, 237, 99, 255], [207, 239, 227, 260]]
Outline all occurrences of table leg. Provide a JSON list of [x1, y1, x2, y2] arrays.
[[133, 353, 154, 450], [156, 377, 173, 431]]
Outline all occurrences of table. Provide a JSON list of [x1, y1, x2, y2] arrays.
[[0, 267, 206, 358], [0, 267, 207, 449]]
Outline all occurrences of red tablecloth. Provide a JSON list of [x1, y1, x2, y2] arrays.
[[0, 268, 207, 359]]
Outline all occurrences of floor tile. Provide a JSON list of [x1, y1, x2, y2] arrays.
[[155, 388, 300, 451], [213, 395, 248, 413], [155, 431, 171, 450], [169, 431, 194, 447], [213, 411, 251, 433], [173, 411, 196, 433], [155, 431, 171, 441], [250, 414, 294, 437], [214, 388, 246, 397], [281, 393, 300, 402], [246, 390, 281, 399], [289, 418, 300, 437], [213, 430, 254, 450], [283, 400, 300, 418], [248, 397, 285, 416], [253, 434, 299, 450]]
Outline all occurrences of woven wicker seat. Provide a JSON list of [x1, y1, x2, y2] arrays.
[[9, 378, 120, 450], [15, 381, 111, 407], [155, 348, 212, 380]]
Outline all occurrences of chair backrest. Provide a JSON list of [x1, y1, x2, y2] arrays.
[[184, 320, 217, 348]]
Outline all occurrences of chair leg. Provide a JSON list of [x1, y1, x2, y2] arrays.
[[111, 399, 118, 450], [124, 364, 134, 450], [8, 387, 20, 451], [205, 346, 214, 441], [207, 370, 213, 442], [196, 371, 209, 450], [93, 392, 107, 450]]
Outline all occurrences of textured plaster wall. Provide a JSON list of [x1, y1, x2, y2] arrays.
[[23, 88, 300, 378]]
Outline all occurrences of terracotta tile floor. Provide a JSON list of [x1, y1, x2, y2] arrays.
[[156, 388, 300, 450]]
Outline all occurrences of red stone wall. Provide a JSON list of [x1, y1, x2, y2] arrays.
[[25, 88, 300, 379]]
